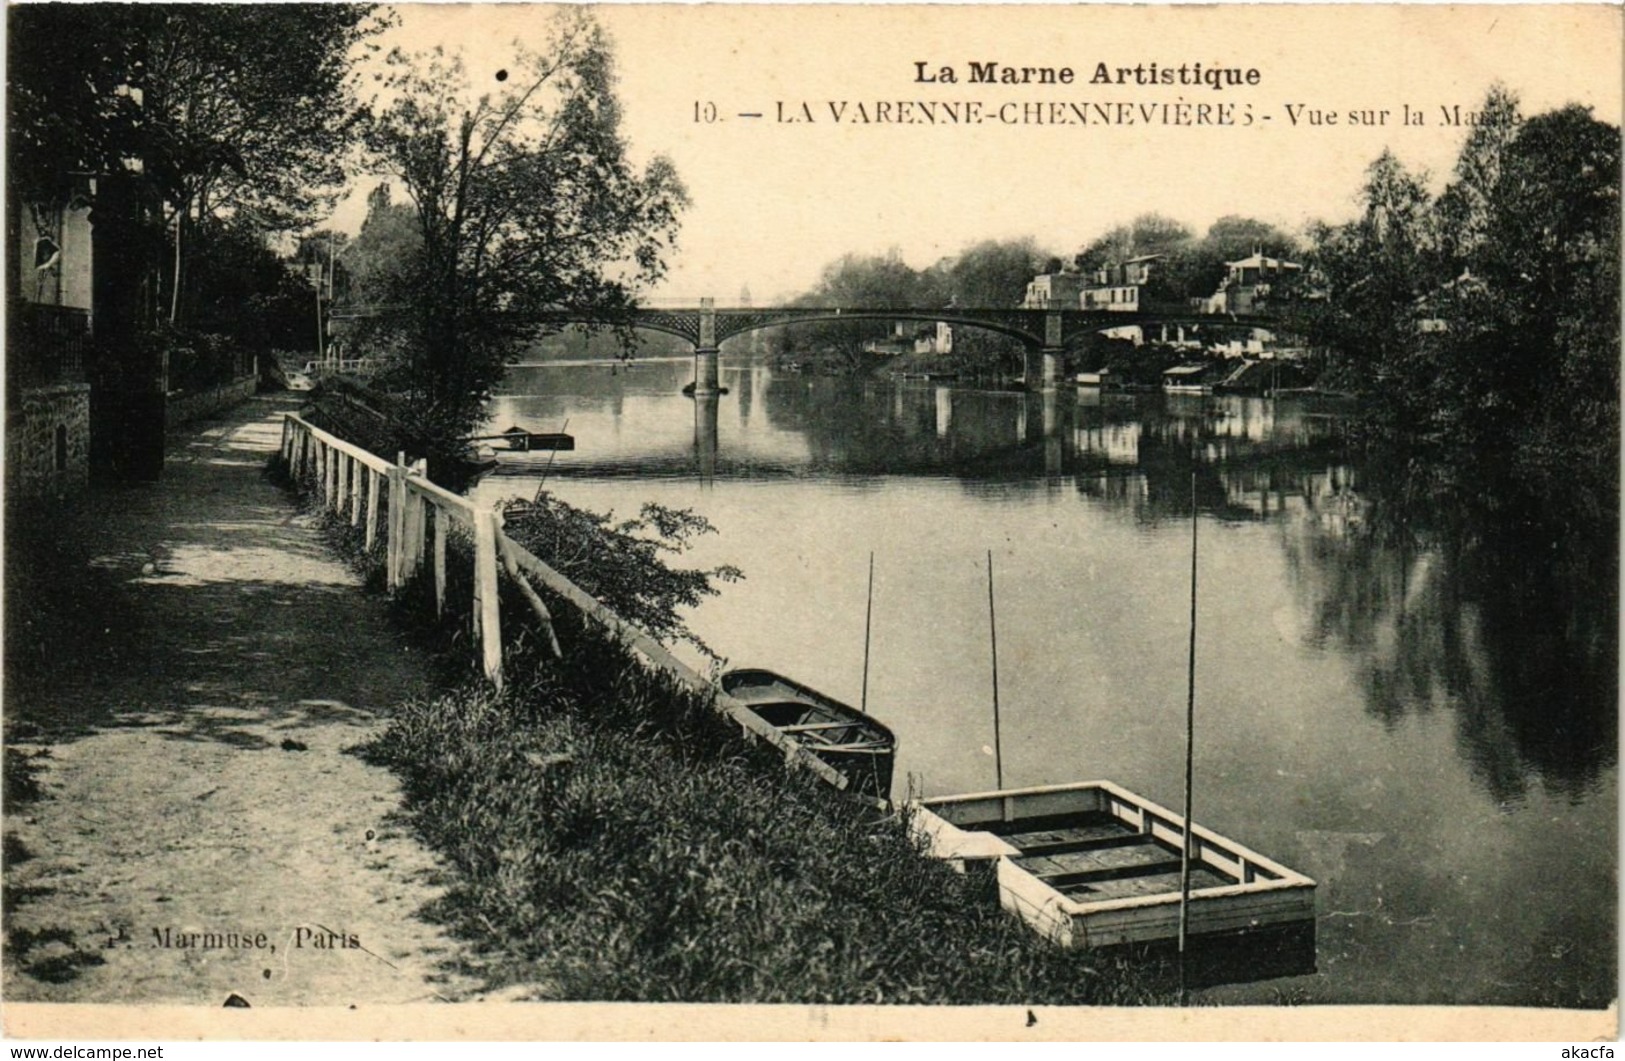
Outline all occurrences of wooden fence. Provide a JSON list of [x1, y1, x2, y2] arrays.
[[279, 412, 861, 797]]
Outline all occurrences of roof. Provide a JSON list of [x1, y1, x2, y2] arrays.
[[1122, 254, 1164, 264], [1225, 253, 1303, 270], [1163, 363, 1209, 377]]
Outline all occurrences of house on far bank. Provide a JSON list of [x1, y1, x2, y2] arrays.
[[1023, 272, 1085, 309], [1081, 255, 1164, 312], [863, 320, 953, 356], [1207, 251, 1304, 315], [1415, 269, 1489, 334]]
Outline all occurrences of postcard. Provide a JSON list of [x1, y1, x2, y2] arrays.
[[4, 2, 1619, 1044]]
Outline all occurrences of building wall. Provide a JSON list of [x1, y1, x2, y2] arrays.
[[1083, 285, 1142, 311], [1024, 274, 1084, 309], [18, 197, 94, 312], [7, 383, 91, 497]]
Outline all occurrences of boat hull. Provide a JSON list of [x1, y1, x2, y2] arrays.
[[911, 780, 1316, 949], [720, 668, 897, 799]]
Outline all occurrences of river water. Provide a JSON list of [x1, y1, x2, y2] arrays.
[[478, 356, 1616, 1007]]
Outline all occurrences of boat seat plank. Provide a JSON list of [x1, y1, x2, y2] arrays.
[[1018, 841, 1186, 888], [1031, 858, 1188, 889], [812, 744, 890, 755], [1014, 834, 1154, 858], [780, 721, 860, 733], [1005, 822, 1135, 846], [978, 810, 1122, 838], [1005, 822, 1139, 854], [1061, 867, 1234, 900]]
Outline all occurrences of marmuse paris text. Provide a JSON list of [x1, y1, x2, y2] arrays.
[[913, 61, 1262, 91]]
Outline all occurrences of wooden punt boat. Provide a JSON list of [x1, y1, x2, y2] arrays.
[[720, 668, 898, 799], [911, 780, 1315, 949]]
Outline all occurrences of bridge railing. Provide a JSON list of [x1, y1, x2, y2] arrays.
[[278, 412, 860, 797]]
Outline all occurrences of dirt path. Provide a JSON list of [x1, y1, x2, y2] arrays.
[[4, 396, 480, 1006]]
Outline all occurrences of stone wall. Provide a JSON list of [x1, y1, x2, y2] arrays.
[[164, 373, 258, 431], [7, 383, 91, 497]]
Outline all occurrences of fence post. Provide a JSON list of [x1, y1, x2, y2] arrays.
[[386, 458, 406, 591], [350, 458, 363, 527], [280, 416, 291, 464], [366, 468, 381, 552], [407, 458, 428, 576], [473, 506, 504, 689], [433, 505, 447, 617]]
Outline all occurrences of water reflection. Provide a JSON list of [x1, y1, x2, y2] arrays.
[[694, 392, 719, 485], [1282, 457, 1618, 805], [483, 359, 1615, 1005], [491, 361, 1616, 808]]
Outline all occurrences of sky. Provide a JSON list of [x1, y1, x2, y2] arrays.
[[332, 4, 1624, 304]]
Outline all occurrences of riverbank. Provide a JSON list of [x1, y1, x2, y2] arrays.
[[2, 396, 479, 1005], [271, 450, 1178, 1005]]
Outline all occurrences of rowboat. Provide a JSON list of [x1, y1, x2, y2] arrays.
[[911, 780, 1315, 949], [719, 668, 898, 799]]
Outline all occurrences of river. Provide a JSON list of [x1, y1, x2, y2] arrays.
[[476, 355, 1616, 1008]]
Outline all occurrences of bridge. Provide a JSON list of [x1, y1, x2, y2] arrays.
[[533, 300, 1278, 393], [333, 299, 1279, 394]]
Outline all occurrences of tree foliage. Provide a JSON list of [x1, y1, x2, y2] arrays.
[[498, 492, 742, 661], [8, 4, 381, 329], [7, 5, 149, 202], [769, 240, 1051, 370], [139, 6, 381, 229], [1308, 90, 1620, 508], [363, 11, 689, 439], [1073, 213, 1193, 272]]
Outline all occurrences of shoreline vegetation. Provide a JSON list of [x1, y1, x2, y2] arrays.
[[268, 453, 1179, 1004]]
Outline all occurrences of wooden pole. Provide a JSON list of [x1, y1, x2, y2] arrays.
[[473, 507, 504, 688], [1178, 468, 1199, 1001], [365, 468, 381, 552], [987, 549, 1003, 793], [861, 551, 875, 715], [350, 457, 362, 527], [532, 417, 570, 503], [432, 506, 447, 617], [386, 455, 405, 591]]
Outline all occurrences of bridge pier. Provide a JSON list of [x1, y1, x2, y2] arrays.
[[691, 345, 721, 395], [1023, 347, 1065, 390], [1025, 312, 1066, 390], [688, 297, 723, 396], [693, 390, 719, 481]]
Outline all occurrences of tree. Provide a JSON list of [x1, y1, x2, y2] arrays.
[[140, 6, 382, 322], [1473, 105, 1620, 484], [6, 6, 149, 203], [944, 238, 1046, 369], [1074, 213, 1192, 272], [947, 238, 1046, 307], [1433, 84, 1523, 271], [9, 5, 383, 325], [1203, 216, 1301, 262], [364, 11, 688, 441], [1306, 150, 1436, 407]]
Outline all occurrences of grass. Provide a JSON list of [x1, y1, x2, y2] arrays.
[[357, 639, 1175, 1004], [271, 450, 1179, 1004]]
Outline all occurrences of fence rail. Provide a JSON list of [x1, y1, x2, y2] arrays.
[[280, 412, 858, 797]]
